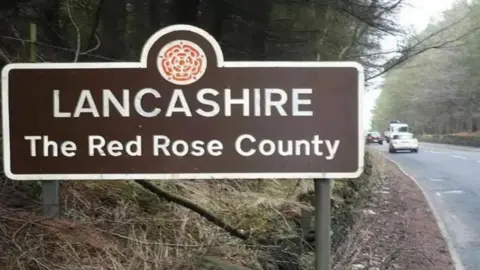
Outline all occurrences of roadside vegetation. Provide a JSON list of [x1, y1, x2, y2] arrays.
[[0, 151, 455, 270], [418, 133, 480, 147], [0, 153, 373, 270], [371, 0, 480, 143]]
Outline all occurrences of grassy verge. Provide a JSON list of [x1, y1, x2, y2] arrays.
[[0, 153, 374, 270], [418, 133, 480, 147]]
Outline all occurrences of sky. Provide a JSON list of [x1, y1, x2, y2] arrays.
[[363, 0, 457, 130]]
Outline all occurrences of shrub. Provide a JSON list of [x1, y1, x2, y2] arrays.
[[418, 134, 480, 147]]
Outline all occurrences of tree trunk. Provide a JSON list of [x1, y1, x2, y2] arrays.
[[250, 0, 271, 60], [98, 0, 127, 60], [204, 0, 229, 41], [172, 0, 200, 24], [42, 0, 64, 61]]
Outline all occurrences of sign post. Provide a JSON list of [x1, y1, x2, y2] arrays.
[[42, 179, 60, 217], [2, 24, 364, 268], [29, 22, 60, 218], [315, 178, 332, 269]]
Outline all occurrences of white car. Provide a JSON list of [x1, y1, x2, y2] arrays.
[[389, 133, 419, 153], [385, 123, 410, 143]]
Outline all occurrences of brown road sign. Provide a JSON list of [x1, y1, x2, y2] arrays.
[[1, 24, 364, 181]]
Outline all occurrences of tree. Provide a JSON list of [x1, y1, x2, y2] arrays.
[[0, 0, 427, 72], [372, 0, 480, 134]]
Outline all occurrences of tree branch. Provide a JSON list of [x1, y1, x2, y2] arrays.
[[134, 180, 250, 241], [338, 0, 402, 60], [65, 0, 81, 62], [367, 23, 480, 81], [0, 48, 11, 64], [86, 0, 105, 52]]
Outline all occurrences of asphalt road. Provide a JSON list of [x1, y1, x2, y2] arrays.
[[369, 142, 480, 270]]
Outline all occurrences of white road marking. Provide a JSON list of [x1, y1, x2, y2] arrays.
[[436, 190, 464, 196], [429, 150, 442, 154], [430, 178, 445, 181], [450, 155, 467, 160]]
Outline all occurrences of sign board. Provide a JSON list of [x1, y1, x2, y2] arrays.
[[1, 24, 364, 181]]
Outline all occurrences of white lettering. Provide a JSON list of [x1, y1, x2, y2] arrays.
[[171, 140, 189, 156], [258, 140, 276, 156], [233, 134, 340, 158], [24, 136, 42, 157], [103, 89, 130, 117], [24, 135, 76, 157], [206, 140, 223, 156], [52, 88, 315, 118], [43, 135, 58, 156], [235, 134, 256, 156], [277, 140, 311, 156], [311, 135, 323, 156], [225, 88, 250, 116], [265, 88, 287, 116], [165, 89, 192, 116], [62, 141, 77, 157], [53, 90, 71, 117], [292, 88, 313, 116], [153, 135, 223, 156], [126, 136, 142, 156], [108, 141, 123, 157], [134, 88, 161, 117], [153, 135, 171, 156], [89, 135, 106, 156], [191, 140, 205, 156], [73, 90, 99, 117], [254, 88, 261, 116], [325, 140, 340, 160], [196, 88, 220, 117], [88, 135, 142, 156]]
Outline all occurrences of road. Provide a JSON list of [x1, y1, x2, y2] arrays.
[[369, 142, 480, 270]]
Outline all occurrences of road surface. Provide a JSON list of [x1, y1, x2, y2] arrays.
[[369, 142, 480, 270]]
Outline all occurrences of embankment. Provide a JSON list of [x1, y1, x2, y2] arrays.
[[0, 153, 375, 270]]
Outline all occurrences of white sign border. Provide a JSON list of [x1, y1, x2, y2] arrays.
[[1, 24, 365, 181]]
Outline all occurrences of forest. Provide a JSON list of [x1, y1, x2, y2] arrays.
[[0, 0, 462, 79], [371, 0, 480, 135]]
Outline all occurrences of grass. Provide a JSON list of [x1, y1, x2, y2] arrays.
[[0, 154, 374, 270], [0, 178, 314, 269]]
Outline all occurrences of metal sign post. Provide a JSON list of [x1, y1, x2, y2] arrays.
[[29, 22, 60, 218], [315, 178, 332, 270], [42, 180, 60, 217]]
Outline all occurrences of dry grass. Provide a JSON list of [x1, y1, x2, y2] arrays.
[[331, 152, 384, 270], [0, 152, 378, 270], [334, 151, 455, 270], [0, 178, 315, 270]]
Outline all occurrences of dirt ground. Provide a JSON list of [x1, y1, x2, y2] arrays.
[[345, 152, 455, 270]]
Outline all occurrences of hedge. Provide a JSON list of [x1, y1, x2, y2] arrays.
[[418, 134, 480, 147]]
